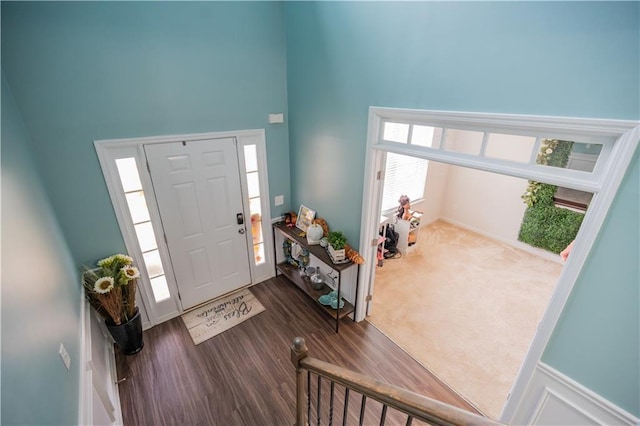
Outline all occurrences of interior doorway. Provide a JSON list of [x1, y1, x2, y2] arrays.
[[356, 108, 639, 423], [368, 156, 584, 417]]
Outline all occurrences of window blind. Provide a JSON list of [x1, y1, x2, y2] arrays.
[[381, 152, 429, 212]]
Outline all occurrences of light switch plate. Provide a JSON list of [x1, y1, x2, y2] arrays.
[[274, 195, 284, 206], [268, 113, 284, 124]]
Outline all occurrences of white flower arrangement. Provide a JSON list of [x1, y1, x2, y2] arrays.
[[83, 253, 140, 325]]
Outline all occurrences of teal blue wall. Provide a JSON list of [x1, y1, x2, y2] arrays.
[[2, 1, 639, 419], [543, 146, 639, 415], [1, 1, 290, 265], [285, 1, 639, 243], [285, 1, 639, 416], [2, 73, 81, 425]]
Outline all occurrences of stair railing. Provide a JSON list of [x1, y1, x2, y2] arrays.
[[291, 337, 502, 426]]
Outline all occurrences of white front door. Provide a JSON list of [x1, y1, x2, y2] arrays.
[[144, 138, 251, 309]]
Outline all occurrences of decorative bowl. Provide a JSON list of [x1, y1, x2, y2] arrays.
[[310, 274, 324, 290]]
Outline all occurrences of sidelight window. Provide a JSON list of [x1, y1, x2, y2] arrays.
[[115, 157, 171, 302], [244, 145, 265, 266]]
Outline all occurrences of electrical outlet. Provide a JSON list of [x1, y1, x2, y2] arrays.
[[59, 343, 71, 370], [274, 195, 284, 206]]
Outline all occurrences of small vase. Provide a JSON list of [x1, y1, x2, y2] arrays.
[[306, 223, 324, 245], [106, 307, 144, 356]]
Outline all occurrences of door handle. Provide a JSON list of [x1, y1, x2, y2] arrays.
[[238, 228, 245, 234]]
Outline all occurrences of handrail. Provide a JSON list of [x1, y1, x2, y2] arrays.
[[290, 337, 502, 426]]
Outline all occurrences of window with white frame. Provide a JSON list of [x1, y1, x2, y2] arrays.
[[244, 144, 265, 266], [115, 157, 171, 303], [380, 153, 429, 212], [380, 122, 440, 212]]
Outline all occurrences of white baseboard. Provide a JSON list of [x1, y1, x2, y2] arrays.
[[79, 296, 123, 426], [509, 362, 639, 425], [438, 216, 563, 265]]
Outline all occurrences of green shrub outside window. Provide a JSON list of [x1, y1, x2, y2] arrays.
[[518, 140, 585, 254]]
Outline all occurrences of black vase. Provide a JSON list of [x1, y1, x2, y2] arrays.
[[106, 307, 144, 355]]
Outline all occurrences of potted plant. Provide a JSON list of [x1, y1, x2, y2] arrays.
[[327, 230, 347, 263], [83, 254, 144, 355]]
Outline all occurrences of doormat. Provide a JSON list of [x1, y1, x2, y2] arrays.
[[181, 288, 265, 345]]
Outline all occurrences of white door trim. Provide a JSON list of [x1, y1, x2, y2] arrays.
[[95, 129, 274, 327], [356, 107, 639, 423]]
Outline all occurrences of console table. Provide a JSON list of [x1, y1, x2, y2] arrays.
[[272, 222, 358, 333]]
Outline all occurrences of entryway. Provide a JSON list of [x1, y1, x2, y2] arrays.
[[368, 146, 584, 417], [95, 129, 275, 327]]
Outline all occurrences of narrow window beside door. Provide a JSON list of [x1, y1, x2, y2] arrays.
[[115, 157, 171, 302], [244, 145, 265, 266]]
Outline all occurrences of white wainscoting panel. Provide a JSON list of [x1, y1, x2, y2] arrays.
[[80, 299, 123, 426], [510, 362, 638, 426]]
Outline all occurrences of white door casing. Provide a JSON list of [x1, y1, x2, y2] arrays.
[[95, 129, 273, 327], [145, 138, 252, 309], [357, 107, 639, 423]]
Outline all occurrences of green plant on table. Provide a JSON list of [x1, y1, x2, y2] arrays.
[[327, 231, 347, 250]]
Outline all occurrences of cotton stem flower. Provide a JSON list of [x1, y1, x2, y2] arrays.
[[122, 265, 140, 281], [94, 277, 115, 294]]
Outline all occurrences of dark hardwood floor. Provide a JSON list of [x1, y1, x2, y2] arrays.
[[116, 276, 478, 425]]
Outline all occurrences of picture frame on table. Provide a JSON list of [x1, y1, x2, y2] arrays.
[[296, 204, 316, 232]]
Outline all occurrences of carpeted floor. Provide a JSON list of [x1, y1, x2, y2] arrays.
[[367, 219, 563, 419]]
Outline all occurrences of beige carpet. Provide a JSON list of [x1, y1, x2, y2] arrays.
[[182, 288, 265, 345], [367, 220, 562, 419]]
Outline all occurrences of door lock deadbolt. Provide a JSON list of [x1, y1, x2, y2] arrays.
[[236, 213, 244, 225]]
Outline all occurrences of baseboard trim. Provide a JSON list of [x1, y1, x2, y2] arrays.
[[438, 217, 563, 264], [511, 362, 639, 425]]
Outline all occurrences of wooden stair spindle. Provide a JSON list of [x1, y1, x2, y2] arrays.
[[342, 388, 350, 426], [290, 337, 503, 426], [290, 337, 309, 426]]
